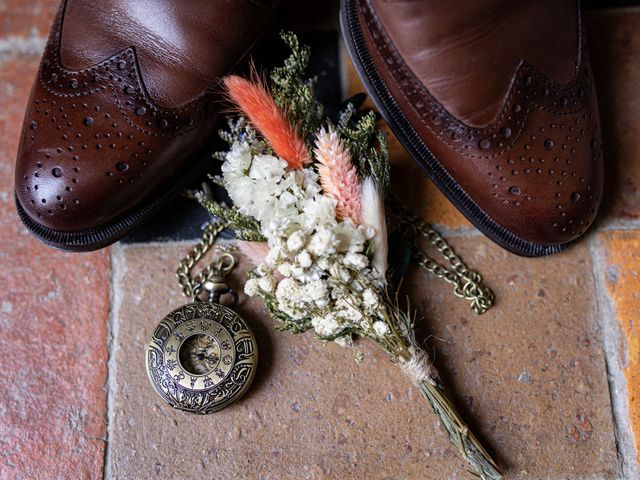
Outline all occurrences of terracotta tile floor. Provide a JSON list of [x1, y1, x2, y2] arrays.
[[1, 2, 639, 479]]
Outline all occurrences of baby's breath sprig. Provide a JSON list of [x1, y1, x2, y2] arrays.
[[214, 118, 270, 162]]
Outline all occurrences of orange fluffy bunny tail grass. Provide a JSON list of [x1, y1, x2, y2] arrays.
[[224, 75, 309, 169]]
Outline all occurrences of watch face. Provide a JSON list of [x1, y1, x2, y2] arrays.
[[178, 332, 223, 375], [146, 302, 257, 414], [165, 319, 235, 391]]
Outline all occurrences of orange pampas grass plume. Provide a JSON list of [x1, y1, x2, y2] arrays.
[[224, 75, 309, 169], [314, 128, 362, 224]]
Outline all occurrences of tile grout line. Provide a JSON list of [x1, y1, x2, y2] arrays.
[[0, 35, 46, 63], [598, 221, 640, 232], [588, 233, 639, 480], [103, 243, 127, 480]]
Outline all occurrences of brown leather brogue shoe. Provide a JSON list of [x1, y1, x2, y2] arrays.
[[341, 0, 603, 256], [15, 0, 282, 251]]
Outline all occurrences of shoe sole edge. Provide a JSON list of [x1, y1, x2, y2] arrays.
[[14, 151, 212, 252]]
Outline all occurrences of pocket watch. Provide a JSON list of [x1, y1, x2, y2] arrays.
[[145, 222, 257, 414]]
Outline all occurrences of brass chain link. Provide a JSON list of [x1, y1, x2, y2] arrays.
[[389, 196, 495, 315], [176, 221, 228, 298]]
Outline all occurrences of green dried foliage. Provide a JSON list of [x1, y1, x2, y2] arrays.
[[336, 102, 357, 131], [215, 118, 270, 160], [263, 293, 313, 334], [187, 190, 265, 242], [336, 109, 391, 197], [270, 32, 324, 141]]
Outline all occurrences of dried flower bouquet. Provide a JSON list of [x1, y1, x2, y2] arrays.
[[192, 33, 501, 480]]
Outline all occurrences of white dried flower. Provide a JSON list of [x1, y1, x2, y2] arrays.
[[363, 288, 379, 308], [300, 195, 337, 229], [334, 335, 353, 348], [287, 230, 306, 253], [221, 141, 252, 177], [225, 176, 255, 213], [244, 278, 259, 297], [258, 276, 276, 293], [249, 154, 288, 181], [301, 168, 322, 197], [308, 227, 339, 257], [277, 262, 292, 277], [305, 280, 328, 304], [296, 250, 313, 268], [316, 257, 331, 271], [311, 313, 343, 337], [264, 246, 285, 266], [373, 321, 390, 337], [256, 262, 271, 276], [275, 278, 300, 303], [330, 284, 347, 300], [278, 190, 298, 208], [290, 264, 305, 278], [344, 252, 369, 270], [298, 269, 322, 282], [335, 298, 364, 323]]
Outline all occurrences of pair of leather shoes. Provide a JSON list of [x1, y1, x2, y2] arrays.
[[15, 0, 603, 257]]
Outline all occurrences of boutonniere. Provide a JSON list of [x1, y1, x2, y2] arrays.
[[191, 33, 500, 480]]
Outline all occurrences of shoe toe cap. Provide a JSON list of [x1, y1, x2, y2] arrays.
[[453, 111, 604, 250], [14, 100, 160, 234], [14, 49, 214, 234], [15, 141, 137, 233]]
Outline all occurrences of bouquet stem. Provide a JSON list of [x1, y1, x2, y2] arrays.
[[376, 294, 501, 479], [412, 371, 502, 480]]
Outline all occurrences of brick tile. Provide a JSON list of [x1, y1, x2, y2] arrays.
[[403, 238, 619, 478], [0, 54, 110, 478], [0, 56, 40, 123], [109, 243, 461, 479], [341, 42, 471, 231], [586, 10, 640, 225], [597, 230, 640, 463], [0, 0, 57, 40], [0, 243, 110, 479], [109, 238, 618, 479]]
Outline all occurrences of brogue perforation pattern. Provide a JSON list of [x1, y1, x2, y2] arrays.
[[359, 0, 603, 243], [17, 2, 219, 224]]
